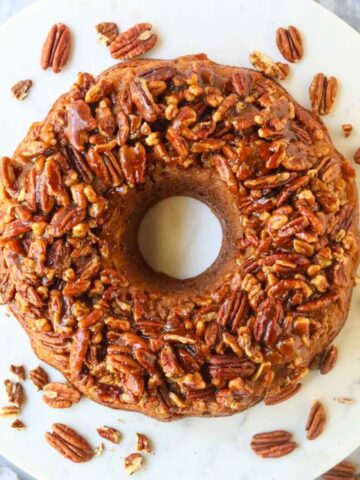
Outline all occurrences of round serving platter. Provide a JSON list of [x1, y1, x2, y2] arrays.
[[0, 0, 359, 479]]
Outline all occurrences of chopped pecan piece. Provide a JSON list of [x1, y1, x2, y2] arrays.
[[305, 400, 326, 440], [10, 364, 26, 381], [11, 419, 26, 431], [322, 460, 357, 479], [265, 383, 301, 405], [41, 23, 72, 73], [4, 380, 25, 407], [309, 73, 338, 115], [136, 433, 152, 453], [250, 430, 297, 458], [249, 51, 289, 80], [124, 452, 143, 475], [0, 405, 20, 417], [97, 425, 121, 444], [110, 23, 157, 60], [319, 345, 338, 375], [29, 365, 49, 390], [276, 25, 303, 63], [342, 124, 353, 138], [96, 22, 119, 46], [11, 80, 33, 101], [45, 423, 94, 463], [43, 382, 82, 408], [333, 397, 355, 405]]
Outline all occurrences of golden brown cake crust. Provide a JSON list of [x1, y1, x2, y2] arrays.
[[0, 54, 358, 420]]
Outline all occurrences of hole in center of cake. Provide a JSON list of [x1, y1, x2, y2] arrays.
[[137, 196, 223, 280]]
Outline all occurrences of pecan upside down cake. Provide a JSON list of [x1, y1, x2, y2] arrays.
[[0, 55, 358, 420]]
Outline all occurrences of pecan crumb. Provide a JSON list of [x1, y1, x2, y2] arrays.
[[94, 442, 104, 457], [249, 51, 289, 80], [342, 124, 353, 138], [136, 433, 152, 453], [96, 425, 121, 444], [96, 22, 119, 46], [29, 365, 49, 390], [322, 460, 357, 479], [11, 419, 26, 431], [0, 405, 20, 417], [124, 452, 143, 475], [250, 430, 297, 458], [11, 80, 33, 101], [305, 400, 326, 440], [309, 73, 338, 115], [333, 397, 356, 405], [354, 147, 360, 165], [41, 23, 72, 73], [10, 365, 26, 381], [276, 25, 303, 63]]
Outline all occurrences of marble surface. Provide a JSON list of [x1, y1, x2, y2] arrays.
[[0, 1, 359, 479]]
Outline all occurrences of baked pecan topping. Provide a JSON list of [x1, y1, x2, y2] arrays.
[[110, 23, 157, 60], [264, 383, 301, 405], [41, 23, 72, 73], [43, 382, 82, 408], [45, 423, 94, 463], [10, 364, 26, 381], [4, 380, 25, 407], [305, 400, 326, 440], [11, 80, 33, 101], [11, 419, 26, 431], [354, 147, 360, 165], [249, 51, 289, 80], [250, 430, 297, 458], [276, 25, 303, 63], [342, 124, 353, 138], [96, 22, 119, 46], [322, 460, 357, 479], [124, 452, 143, 475], [136, 433, 152, 453], [97, 425, 121, 444], [253, 297, 283, 347], [29, 366, 49, 390], [309, 73, 338, 115], [319, 345, 338, 375]]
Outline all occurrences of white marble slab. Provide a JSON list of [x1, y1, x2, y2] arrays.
[[0, 1, 359, 479]]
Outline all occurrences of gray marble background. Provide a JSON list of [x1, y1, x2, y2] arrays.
[[0, 0, 359, 479]]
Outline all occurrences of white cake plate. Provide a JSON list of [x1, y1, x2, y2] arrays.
[[0, 0, 359, 479]]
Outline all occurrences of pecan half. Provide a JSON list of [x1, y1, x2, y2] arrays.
[[10, 364, 26, 381], [29, 366, 49, 390], [4, 380, 25, 407], [11, 419, 26, 431], [342, 124, 353, 138], [309, 73, 338, 115], [253, 298, 283, 347], [249, 51, 289, 80], [43, 382, 81, 408], [110, 23, 157, 60], [124, 452, 143, 475], [11, 80, 33, 101], [46, 423, 94, 463], [97, 425, 121, 444], [276, 25, 303, 63], [322, 460, 357, 479], [96, 22, 119, 46], [264, 383, 301, 405], [305, 400, 326, 440], [66, 100, 97, 151], [250, 430, 297, 458], [41, 23, 72, 73], [136, 433, 152, 453], [319, 345, 338, 375], [208, 355, 256, 380]]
